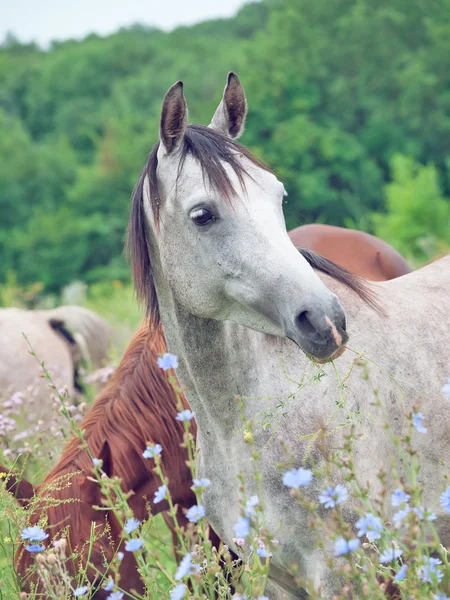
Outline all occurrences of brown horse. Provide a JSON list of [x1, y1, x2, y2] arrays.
[[289, 224, 411, 281], [12, 324, 199, 598]]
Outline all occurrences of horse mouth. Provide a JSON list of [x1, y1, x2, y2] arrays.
[[313, 344, 347, 364]]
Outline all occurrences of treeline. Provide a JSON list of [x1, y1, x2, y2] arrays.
[[1, 0, 449, 294]]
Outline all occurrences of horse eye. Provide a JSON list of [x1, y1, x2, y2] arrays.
[[190, 208, 215, 227]]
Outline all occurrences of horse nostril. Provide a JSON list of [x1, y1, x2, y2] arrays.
[[295, 311, 317, 338], [340, 313, 347, 333]]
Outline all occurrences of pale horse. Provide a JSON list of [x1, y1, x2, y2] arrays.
[[127, 73, 450, 598]]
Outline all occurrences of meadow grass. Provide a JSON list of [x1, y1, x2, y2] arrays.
[[1, 283, 450, 598]]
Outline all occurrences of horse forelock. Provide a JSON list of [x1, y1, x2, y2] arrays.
[[127, 124, 271, 321]]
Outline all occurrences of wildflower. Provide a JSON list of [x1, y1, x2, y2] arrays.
[[21, 526, 49, 542], [418, 556, 443, 583], [25, 544, 46, 553], [192, 478, 210, 489], [186, 504, 205, 523], [153, 485, 167, 504], [245, 495, 259, 518], [393, 507, 410, 524], [412, 412, 427, 433], [92, 458, 102, 467], [104, 580, 115, 591], [234, 516, 250, 538], [175, 552, 201, 580], [441, 377, 450, 398], [107, 593, 124, 600], [318, 485, 348, 509], [282, 467, 313, 489], [157, 353, 179, 370], [125, 538, 144, 552], [73, 587, 88, 597], [391, 489, 410, 507], [170, 584, 186, 600], [334, 537, 360, 556], [142, 443, 162, 459], [256, 544, 272, 558], [440, 486, 450, 513], [233, 537, 245, 547], [124, 518, 140, 534], [434, 594, 449, 600], [117, 551, 124, 561], [379, 547, 403, 563], [413, 506, 437, 521], [394, 564, 408, 581], [232, 596, 247, 600], [176, 410, 195, 421], [355, 513, 383, 542]]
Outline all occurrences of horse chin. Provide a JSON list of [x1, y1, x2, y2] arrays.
[[312, 345, 347, 364]]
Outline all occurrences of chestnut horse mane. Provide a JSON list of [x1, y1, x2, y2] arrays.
[[16, 323, 193, 584], [43, 322, 191, 486]]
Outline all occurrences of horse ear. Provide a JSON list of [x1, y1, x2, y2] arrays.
[[159, 81, 188, 155], [209, 72, 247, 140]]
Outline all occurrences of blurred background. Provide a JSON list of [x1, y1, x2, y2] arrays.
[[1, 0, 450, 327]]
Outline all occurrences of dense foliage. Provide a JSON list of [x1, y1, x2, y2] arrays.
[[1, 0, 449, 295]]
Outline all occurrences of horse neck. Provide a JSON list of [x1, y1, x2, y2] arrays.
[[157, 289, 287, 437]]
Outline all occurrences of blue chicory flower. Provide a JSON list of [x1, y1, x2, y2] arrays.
[[393, 507, 411, 524], [25, 544, 46, 553], [125, 538, 144, 552], [104, 580, 115, 592], [117, 551, 124, 561], [355, 513, 383, 541], [319, 484, 348, 509], [234, 516, 251, 538], [283, 467, 313, 489], [245, 495, 259, 518], [440, 486, 450, 513], [124, 518, 140, 534], [107, 593, 124, 600], [334, 537, 360, 556], [186, 504, 205, 523], [434, 594, 449, 600], [379, 547, 403, 563], [412, 412, 427, 433], [418, 556, 443, 583], [21, 526, 49, 542], [92, 458, 102, 467], [441, 377, 450, 398], [176, 410, 195, 421], [157, 353, 179, 370], [153, 485, 167, 504], [413, 506, 437, 521], [192, 478, 210, 489], [170, 584, 186, 600], [391, 489, 411, 507], [142, 443, 163, 459], [256, 545, 273, 559], [73, 587, 88, 597], [394, 564, 408, 581], [175, 552, 201, 580]]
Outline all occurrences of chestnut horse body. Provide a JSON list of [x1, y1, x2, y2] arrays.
[[289, 224, 411, 281]]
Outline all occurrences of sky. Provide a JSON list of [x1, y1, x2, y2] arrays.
[[1, 0, 249, 47]]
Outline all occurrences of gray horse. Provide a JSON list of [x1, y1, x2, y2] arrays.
[[127, 73, 450, 598], [0, 305, 113, 402]]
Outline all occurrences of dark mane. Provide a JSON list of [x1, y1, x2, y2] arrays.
[[127, 124, 271, 321], [298, 248, 383, 314], [126, 124, 378, 322]]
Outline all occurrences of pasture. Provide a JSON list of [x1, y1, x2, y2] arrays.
[[1, 0, 450, 598]]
